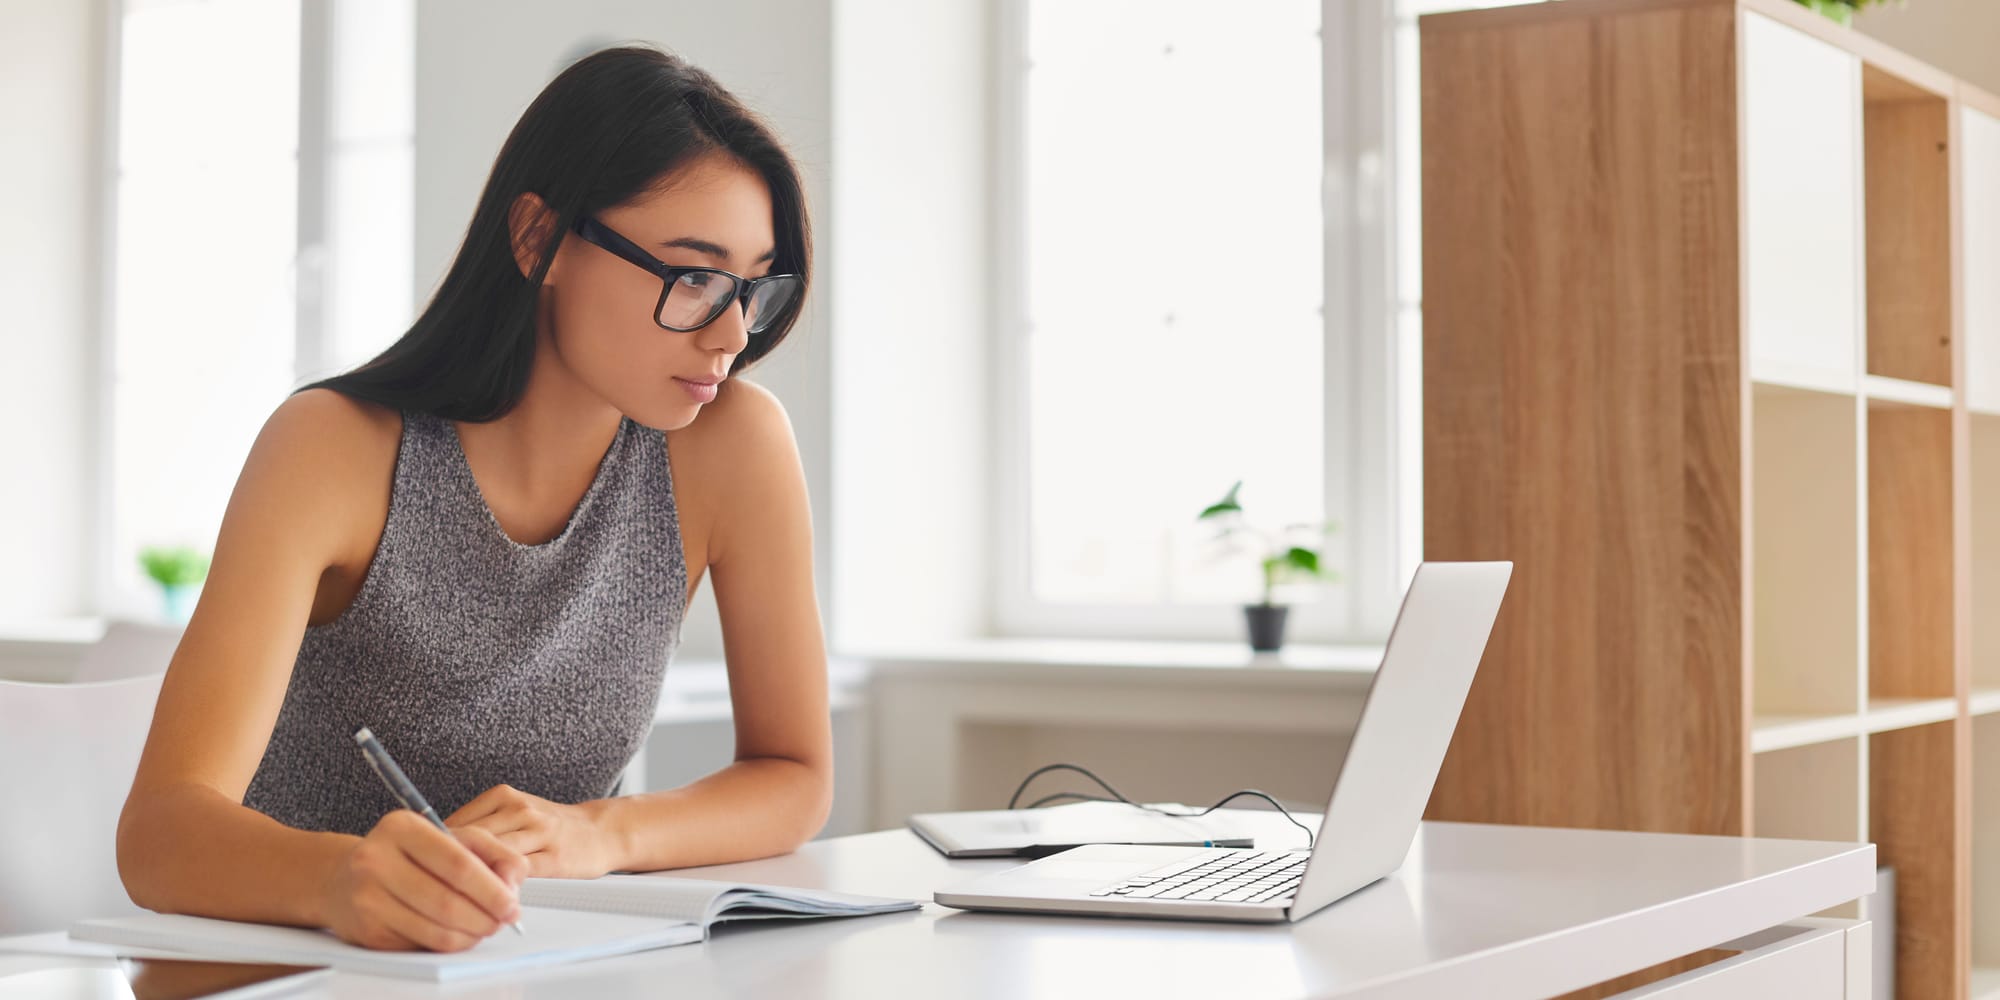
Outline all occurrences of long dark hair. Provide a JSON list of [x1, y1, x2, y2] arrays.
[[304, 44, 812, 421]]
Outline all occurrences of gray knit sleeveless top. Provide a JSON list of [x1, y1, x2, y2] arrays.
[[243, 410, 687, 836]]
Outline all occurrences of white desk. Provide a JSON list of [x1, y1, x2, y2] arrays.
[[0, 814, 1875, 999]]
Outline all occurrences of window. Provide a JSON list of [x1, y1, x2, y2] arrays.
[[313, 0, 417, 378], [102, 0, 412, 618], [996, 0, 1402, 642], [108, 0, 301, 616]]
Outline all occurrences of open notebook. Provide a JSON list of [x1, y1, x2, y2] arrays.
[[70, 875, 919, 983]]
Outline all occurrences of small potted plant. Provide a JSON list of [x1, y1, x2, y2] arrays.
[[1791, 0, 1896, 26], [1197, 481, 1337, 652], [139, 545, 210, 623]]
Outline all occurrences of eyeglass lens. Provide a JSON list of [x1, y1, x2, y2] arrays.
[[659, 272, 802, 333]]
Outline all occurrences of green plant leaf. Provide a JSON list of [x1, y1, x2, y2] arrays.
[[138, 545, 211, 587], [1197, 480, 1244, 521], [1282, 547, 1320, 575]]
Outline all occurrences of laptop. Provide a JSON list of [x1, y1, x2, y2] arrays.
[[933, 560, 1512, 923]]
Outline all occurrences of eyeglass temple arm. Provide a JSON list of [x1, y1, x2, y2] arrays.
[[573, 215, 679, 278]]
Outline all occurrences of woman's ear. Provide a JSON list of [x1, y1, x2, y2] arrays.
[[507, 191, 560, 282]]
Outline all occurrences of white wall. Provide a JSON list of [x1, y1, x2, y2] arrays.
[[828, 0, 993, 648], [413, 1, 834, 661], [0, 0, 104, 623], [1856, 0, 2000, 96]]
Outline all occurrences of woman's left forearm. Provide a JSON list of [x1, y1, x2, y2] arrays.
[[589, 755, 833, 873]]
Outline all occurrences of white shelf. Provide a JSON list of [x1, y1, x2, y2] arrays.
[[1744, 11, 1860, 391], [1865, 697, 1960, 733], [1975, 965, 2000, 999], [1753, 713, 1863, 753], [1864, 374, 1954, 409], [1751, 387, 1860, 733], [1750, 358, 1857, 397], [1973, 689, 2000, 718], [1754, 736, 1862, 844], [1965, 103, 2000, 418]]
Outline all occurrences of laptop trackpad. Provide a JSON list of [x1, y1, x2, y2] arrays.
[[1028, 859, 1151, 881]]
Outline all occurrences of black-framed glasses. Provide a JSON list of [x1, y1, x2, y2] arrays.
[[571, 214, 802, 335]]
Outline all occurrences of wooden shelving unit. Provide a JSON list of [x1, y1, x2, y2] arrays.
[[1418, 0, 2000, 995]]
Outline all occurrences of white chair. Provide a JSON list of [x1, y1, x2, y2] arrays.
[[0, 672, 165, 934], [72, 619, 183, 683]]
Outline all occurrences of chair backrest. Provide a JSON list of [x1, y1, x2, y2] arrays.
[[72, 620, 183, 683], [0, 673, 164, 934]]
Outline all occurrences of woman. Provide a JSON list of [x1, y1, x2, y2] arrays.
[[116, 45, 831, 953]]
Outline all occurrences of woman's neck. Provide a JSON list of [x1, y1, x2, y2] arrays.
[[453, 324, 623, 500]]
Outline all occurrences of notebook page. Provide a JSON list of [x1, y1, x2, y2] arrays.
[[70, 906, 701, 983], [709, 884, 922, 919], [520, 875, 731, 924], [519, 875, 920, 926]]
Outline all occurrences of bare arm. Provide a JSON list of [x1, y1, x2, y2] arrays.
[[602, 378, 834, 870], [118, 391, 525, 949], [449, 380, 834, 873]]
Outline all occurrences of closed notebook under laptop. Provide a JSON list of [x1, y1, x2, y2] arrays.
[[909, 800, 1258, 858], [933, 561, 1512, 923]]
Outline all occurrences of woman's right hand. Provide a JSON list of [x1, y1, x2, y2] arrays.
[[320, 809, 528, 951]]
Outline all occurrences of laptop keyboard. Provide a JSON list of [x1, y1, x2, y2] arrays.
[[1087, 850, 1309, 904]]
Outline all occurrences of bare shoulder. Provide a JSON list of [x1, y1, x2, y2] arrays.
[[233, 389, 403, 561], [663, 377, 808, 568], [263, 387, 402, 461], [677, 376, 794, 448], [666, 377, 801, 481]]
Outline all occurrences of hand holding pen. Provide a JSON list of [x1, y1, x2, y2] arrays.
[[315, 727, 528, 952]]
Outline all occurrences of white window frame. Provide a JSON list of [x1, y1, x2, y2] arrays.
[[93, 0, 411, 618], [88, 0, 124, 621], [989, 0, 1408, 645]]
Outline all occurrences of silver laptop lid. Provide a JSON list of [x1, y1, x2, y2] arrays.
[[1288, 561, 1512, 920]]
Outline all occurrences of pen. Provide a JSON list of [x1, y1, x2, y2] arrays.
[[353, 726, 525, 935]]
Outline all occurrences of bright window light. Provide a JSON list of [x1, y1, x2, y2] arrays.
[[1022, 0, 1324, 606]]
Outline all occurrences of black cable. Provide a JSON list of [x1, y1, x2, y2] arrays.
[[1007, 763, 1127, 808], [1006, 762, 1316, 848], [1023, 791, 1128, 810]]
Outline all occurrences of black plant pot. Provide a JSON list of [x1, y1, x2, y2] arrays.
[[1243, 603, 1290, 652]]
